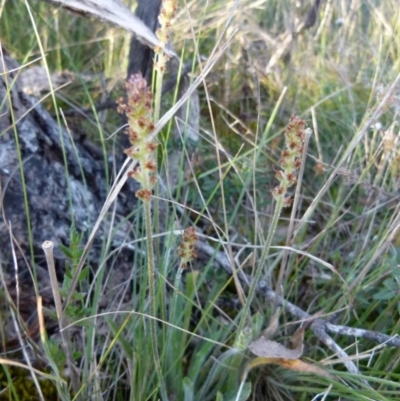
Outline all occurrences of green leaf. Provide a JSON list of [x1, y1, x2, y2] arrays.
[[106, 316, 134, 357], [373, 290, 395, 301], [59, 244, 74, 259], [187, 336, 217, 383], [79, 266, 89, 281], [72, 292, 85, 302], [65, 268, 73, 280], [224, 382, 251, 401], [183, 377, 194, 401], [73, 350, 82, 360]]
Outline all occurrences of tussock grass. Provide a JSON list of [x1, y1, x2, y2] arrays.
[[1, 0, 400, 400]]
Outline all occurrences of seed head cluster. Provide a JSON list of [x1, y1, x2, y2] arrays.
[[116, 73, 158, 201], [272, 115, 307, 205], [154, 0, 178, 72], [178, 227, 198, 268]]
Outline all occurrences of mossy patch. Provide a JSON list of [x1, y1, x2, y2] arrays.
[[0, 366, 58, 401]]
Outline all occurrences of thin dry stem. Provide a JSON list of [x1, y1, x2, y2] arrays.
[[294, 74, 400, 239], [42, 240, 81, 398], [3, 225, 45, 401]]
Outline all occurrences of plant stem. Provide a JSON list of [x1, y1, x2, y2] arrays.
[[143, 198, 168, 400], [153, 55, 164, 125], [236, 195, 284, 337]]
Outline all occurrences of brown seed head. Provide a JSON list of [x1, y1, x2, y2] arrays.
[[136, 188, 152, 201]]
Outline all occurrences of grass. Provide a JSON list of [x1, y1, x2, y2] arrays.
[[1, 0, 400, 400]]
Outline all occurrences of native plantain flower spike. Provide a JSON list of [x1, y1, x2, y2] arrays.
[[178, 227, 199, 268], [272, 116, 307, 205], [117, 73, 158, 195]]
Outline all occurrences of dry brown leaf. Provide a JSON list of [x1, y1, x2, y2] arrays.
[[249, 335, 303, 360], [262, 308, 280, 339], [248, 357, 333, 379], [248, 314, 332, 379]]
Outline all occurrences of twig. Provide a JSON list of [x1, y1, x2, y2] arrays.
[[324, 323, 400, 348]]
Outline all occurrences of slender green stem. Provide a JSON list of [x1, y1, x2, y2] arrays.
[[151, 50, 166, 287], [236, 195, 284, 337], [153, 54, 165, 125], [143, 199, 168, 400], [152, 55, 165, 366]]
